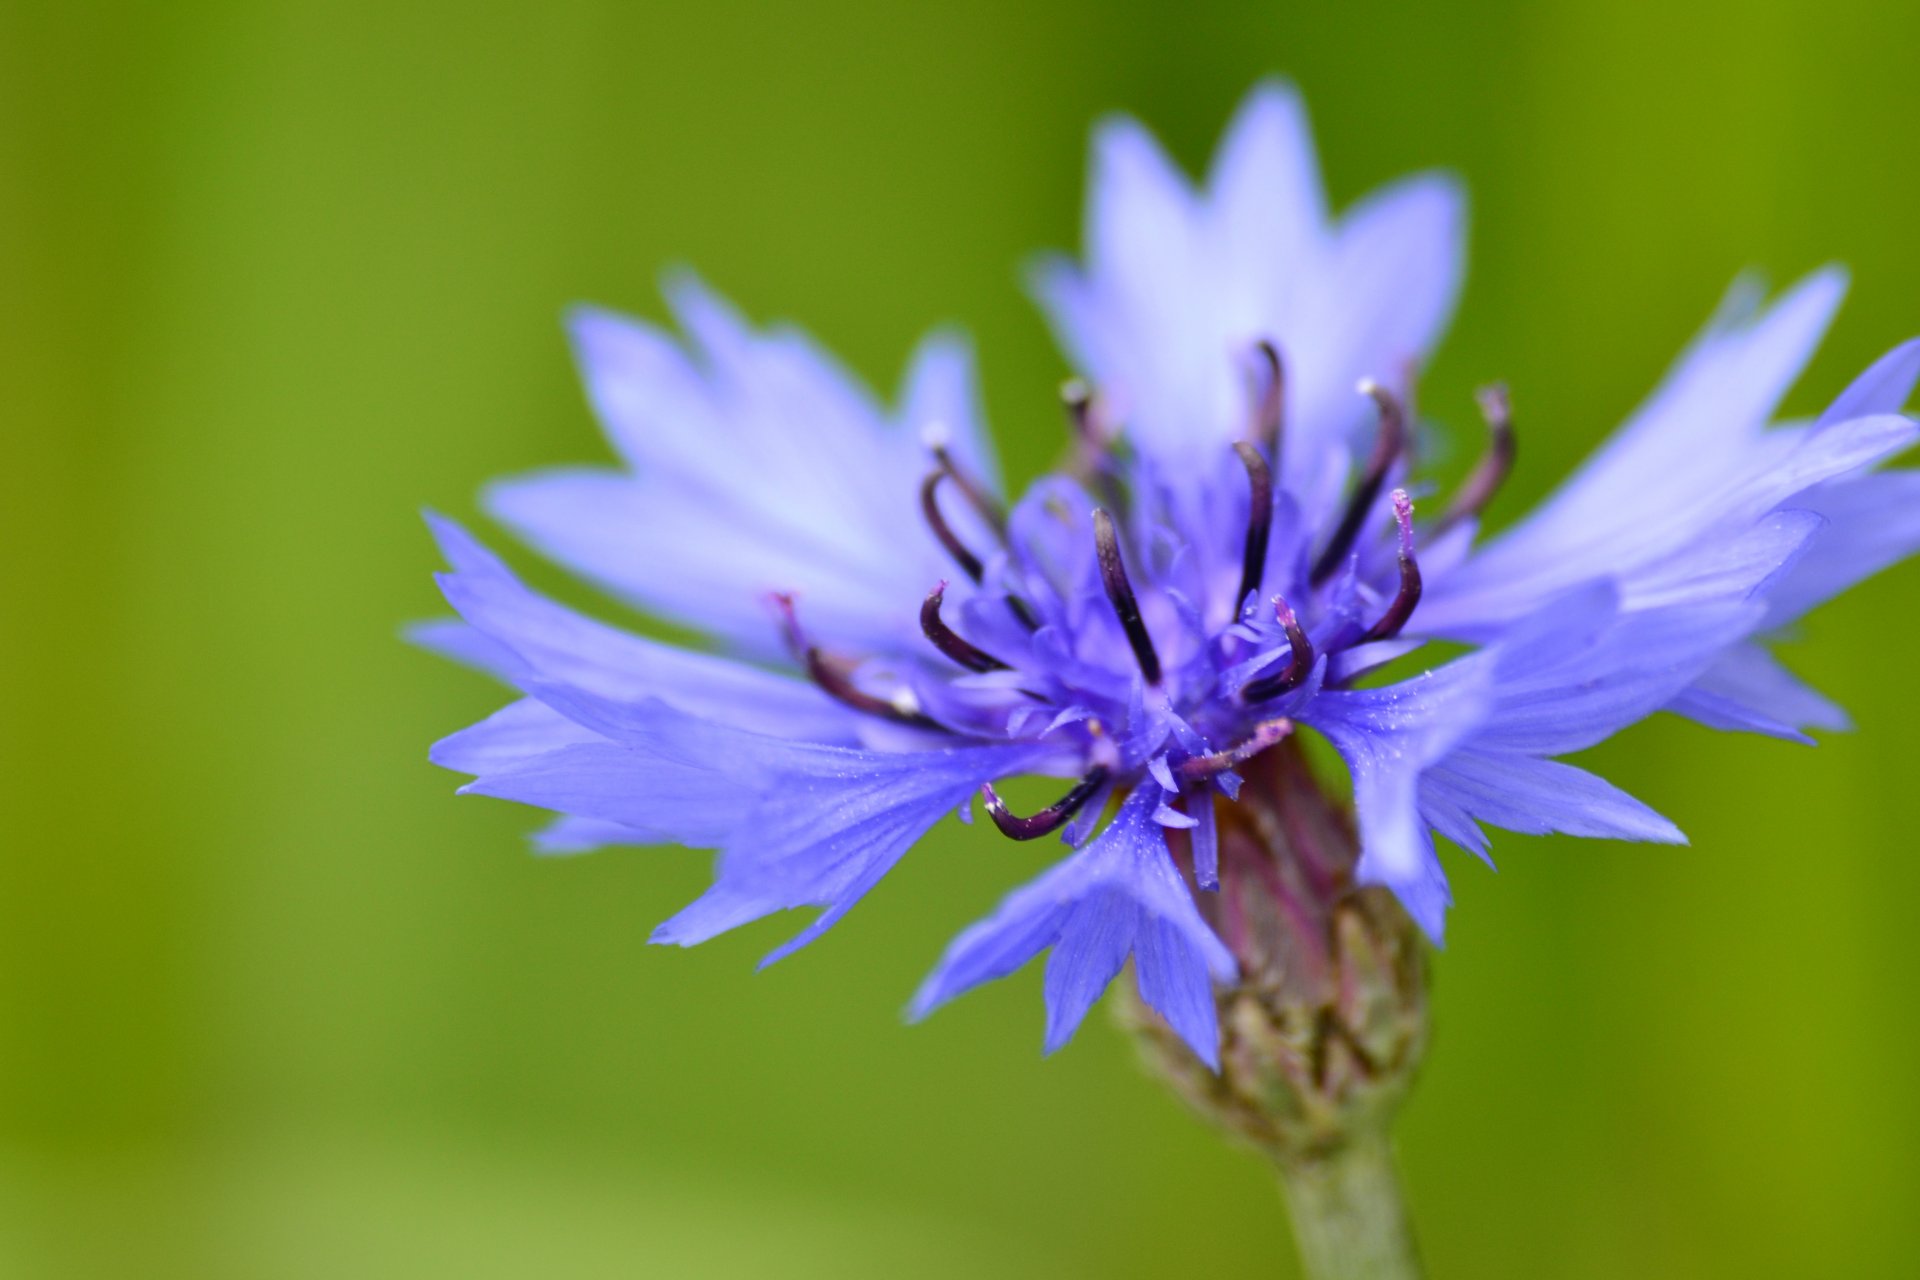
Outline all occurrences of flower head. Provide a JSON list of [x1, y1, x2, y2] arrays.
[[420, 82, 1920, 1070]]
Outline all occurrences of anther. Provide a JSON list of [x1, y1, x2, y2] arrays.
[[772, 592, 945, 730], [1092, 508, 1162, 686], [1248, 340, 1285, 454], [1231, 441, 1273, 614], [1240, 596, 1315, 702], [1433, 382, 1516, 536], [919, 582, 1010, 673], [1176, 718, 1293, 782], [1358, 490, 1423, 644], [981, 766, 1111, 841], [1310, 379, 1408, 586]]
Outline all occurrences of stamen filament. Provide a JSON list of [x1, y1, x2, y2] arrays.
[[772, 592, 945, 731], [1062, 379, 1105, 448], [1092, 508, 1163, 685], [920, 470, 986, 583], [981, 766, 1111, 841], [1358, 490, 1423, 644], [1241, 596, 1315, 703], [1176, 718, 1293, 782], [1232, 441, 1273, 614], [1434, 382, 1516, 535], [1248, 340, 1285, 454], [919, 582, 1010, 673], [928, 437, 1008, 538], [1310, 379, 1407, 586]]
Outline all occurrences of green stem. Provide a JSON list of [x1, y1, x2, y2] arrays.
[[1276, 1133, 1422, 1280]]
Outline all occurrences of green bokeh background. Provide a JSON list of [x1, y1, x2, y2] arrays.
[[5, 1, 1920, 1276]]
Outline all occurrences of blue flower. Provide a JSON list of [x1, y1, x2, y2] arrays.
[[419, 82, 1920, 1069]]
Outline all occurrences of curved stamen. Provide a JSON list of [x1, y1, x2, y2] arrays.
[[920, 470, 986, 583], [1177, 718, 1293, 782], [920, 468, 1042, 632], [1248, 340, 1285, 454], [1358, 490, 1423, 644], [1092, 508, 1162, 685], [919, 582, 1010, 673], [1434, 382, 1516, 536], [1310, 379, 1408, 586], [923, 425, 1008, 538], [1065, 378, 1129, 517], [772, 592, 945, 731], [1241, 595, 1315, 703], [1062, 378, 1106, 448], [1231, 441, 1273, 614], [981, 766, 1111, 841]]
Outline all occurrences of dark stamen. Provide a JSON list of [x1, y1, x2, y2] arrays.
[[981, 766, 1111, 841], [1062, 379, 1104, 447], [921, 467, 1041, 632], [1065, 378, 1130, 517], [920, 470, 986, 583], [1310, 379, 1408, 586], [1434, 383, 1516, 536], [1241, 596, 1315, 703], [1248, 340, 1285, 454], [772, 592, 945, 730], [919, 582, 1010, 673], [1092, 508, 1162, 685], [925, 428, 1007, 538], [1231, 441, 1273, 614], [1177, 718, 1293, 782], [1358, 490, 1423, 644]]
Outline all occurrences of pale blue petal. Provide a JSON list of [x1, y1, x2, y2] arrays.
[[430, 696, 607, 775], [899, 329, 1001, 494], [1761, 469, 1920, 626], [1419, 273, 1864, 635], [533, 815, 648, 856], [1668, 641, 1851, 740], [404, 618, 522, 681], [427, 514, 856, 742], [508, 281, 973, 652], [1817, 336, 1920, 425]]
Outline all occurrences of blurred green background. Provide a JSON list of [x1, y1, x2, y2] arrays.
[[5, 1, 1920, 1276]]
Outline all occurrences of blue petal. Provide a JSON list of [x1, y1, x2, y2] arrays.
[[455, 739, 745, 848], [533, 814, 649, 856], [1421, 751, 1684, 855], [898, 328, 1001, 496], [651, 735, 1055, 963], [1032, 84, 1462, 542], [1816, 336, 1920, 425], [404, 617, 523, 680], [425, 514, 856, 743], [1207, 80, 1325, 279], [1760, 469, 1920, 626], [489, 280, 988, 654], [1301, 662, 1492, 941], [430, 696, 606, 775], [1668, 641, 1850, 741], [1302, 583, 1760, 939], [1417, 273, 1896, 636], [911, 788, 1236, 1066]]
